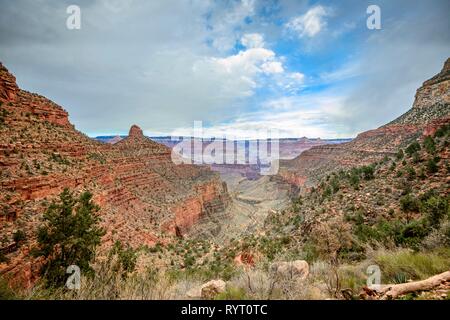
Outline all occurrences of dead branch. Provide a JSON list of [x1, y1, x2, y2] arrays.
[[362, 270, 450, 300]]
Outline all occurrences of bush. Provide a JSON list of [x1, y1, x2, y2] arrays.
[[406, 166, 416, 180], [329, 176, 340, 193], [412, 152, 420, 164], [0, 251, 8, 263], [349, 172, 360, 190], [396, 220, 430, 247], [35, 189, 105, 287], [308, 217, 353, 265], [323, 186, 332, 198], [361, 165, 375, 180], [400, 194, 420, 212], [434, 124, 450, 138], [110, 241, 138, 276], [50, 153, 70, 165], [418, 168, 426, 180], [423, 136, 436, 154], [396, 149, 404, 160], [87, 152, 106, 164], [12, 230, 26, 245], [426, 158, 438, 174], [405, 142, 421, 157], [422, 196, 449, 228]]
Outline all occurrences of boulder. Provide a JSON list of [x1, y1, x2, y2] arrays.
[[200, 279, 226, 299], [270, 260, 309, 280]]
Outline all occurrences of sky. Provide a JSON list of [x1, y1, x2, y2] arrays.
[[0, 0, 449, 139]]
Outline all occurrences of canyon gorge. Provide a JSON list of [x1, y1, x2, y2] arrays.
[[0, 58, 449, 296]]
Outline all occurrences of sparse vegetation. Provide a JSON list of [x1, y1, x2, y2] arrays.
[[12, 230, 26, 245]]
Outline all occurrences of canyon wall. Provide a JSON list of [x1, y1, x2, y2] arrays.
[[0, 62, 230, 284]]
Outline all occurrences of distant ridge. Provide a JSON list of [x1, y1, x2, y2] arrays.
[[279, 58, 450, 187]]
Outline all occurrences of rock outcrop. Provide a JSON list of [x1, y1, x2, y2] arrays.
[[270, 260, 309, 280], [0, 63, 18, 101], [200, 279, 227, 299], [280, 58, 450, 187], [0, 62, 230, 285]]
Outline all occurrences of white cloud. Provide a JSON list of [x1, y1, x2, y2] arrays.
[[191, 46, 285, 101], [290, 72, 305, 82], [319, 62, 361, 83], [213, 48, 276, 74], [241, 33, 265, 48], [261, 61, 284, 74], [286, 5, 330, 38], [168, 92, 352, 140]]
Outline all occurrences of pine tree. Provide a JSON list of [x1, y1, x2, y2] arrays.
[[35, 188, 105, 287]]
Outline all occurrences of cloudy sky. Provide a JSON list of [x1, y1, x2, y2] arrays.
[[0, 0, 449, 138]]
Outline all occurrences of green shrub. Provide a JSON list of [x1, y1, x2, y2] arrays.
[[389, 162, 396, 172], [349, 172, 360, 190], [406, 166, 416, 180], [422, 196, 449, 228], [400, 194, 420, 212], [426, 158, 438, 174], [434, 124, 450, 138], [110, 241, 138, 276], [0, 251, 8, 263], [405, 142, 421, 157], [323, 186, 332, 199], [423, 136, 436, 154], [12, 230, 26, 245], [418, 168, 426, 180], [35, 189, 105, 287], [396, 220, 429, 247], [354, 219, 400, 244], [412, 152, 421, 164], [87, 152, 106, 164], [50, 153, 70, 165], [330, 176, 340, 193], [361, 165, 375, 180]]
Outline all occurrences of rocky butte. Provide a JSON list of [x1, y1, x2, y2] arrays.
[[279, 58, 450, 187], [0, 62, 230, 286]]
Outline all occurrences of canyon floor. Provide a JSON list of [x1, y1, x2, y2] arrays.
[[188, 172, 292, 243]]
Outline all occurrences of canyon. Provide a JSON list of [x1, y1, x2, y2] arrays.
[[0, 58, 448, 292], [0, 62, 230, 285]]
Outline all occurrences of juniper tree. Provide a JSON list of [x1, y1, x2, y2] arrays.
[[35, 188, 105, 287]]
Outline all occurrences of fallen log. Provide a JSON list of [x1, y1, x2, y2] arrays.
[[362, 270, 450, 300]]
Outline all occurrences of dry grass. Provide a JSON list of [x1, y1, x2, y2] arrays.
[[372, 247, 450, 283], [14, 246, 450, 300]]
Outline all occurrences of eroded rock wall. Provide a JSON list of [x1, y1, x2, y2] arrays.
[[0, 63, 230, 284]]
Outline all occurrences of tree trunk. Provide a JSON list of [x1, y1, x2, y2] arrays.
[[364, 271, 450, 299]]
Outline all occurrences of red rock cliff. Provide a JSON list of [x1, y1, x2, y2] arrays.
[[0, 63, 230, 285]]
